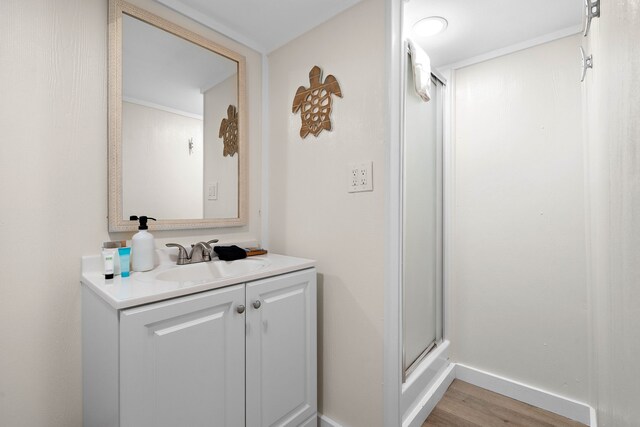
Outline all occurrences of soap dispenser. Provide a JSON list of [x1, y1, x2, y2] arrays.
[[130, 215, 157, 272]]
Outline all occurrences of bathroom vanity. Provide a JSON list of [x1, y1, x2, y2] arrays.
[[81, 252, 317, 427], [91, 2, 318, 424]]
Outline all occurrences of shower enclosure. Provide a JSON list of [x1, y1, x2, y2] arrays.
[[402, 54, 444, 380]]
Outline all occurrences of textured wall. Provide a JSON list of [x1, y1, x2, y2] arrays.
[[452, 35, 589, 401], [267, 0, 385, 425], [0, 2, 108, 425], [0, 1, 262, 425], [584, 2, 640, 425], [122, 101, 204, 218]]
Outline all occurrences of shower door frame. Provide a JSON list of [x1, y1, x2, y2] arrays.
[[383, 2, 454, 425]]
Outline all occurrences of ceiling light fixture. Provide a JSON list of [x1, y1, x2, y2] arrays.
[[412, 16, 448, 37]]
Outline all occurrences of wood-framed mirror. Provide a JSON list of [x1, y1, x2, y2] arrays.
[[108, 0, 247, 232]]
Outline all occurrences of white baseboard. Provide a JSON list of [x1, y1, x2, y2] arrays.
[[455, 364, 593, 425], [321, 364, 598, 427], [402, 364, 456, 427], [318, 413, 343, 427]]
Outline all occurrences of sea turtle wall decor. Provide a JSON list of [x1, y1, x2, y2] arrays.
[[292, 65, 342, 138], [219, 105, 239, 157]]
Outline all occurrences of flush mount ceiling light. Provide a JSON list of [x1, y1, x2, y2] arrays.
[[412, 16, 448, 37]]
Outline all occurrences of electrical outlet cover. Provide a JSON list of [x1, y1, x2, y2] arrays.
[[347, 161, 373, 193]]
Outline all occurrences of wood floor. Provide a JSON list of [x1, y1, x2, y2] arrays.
[[422, 380, 587, 427]]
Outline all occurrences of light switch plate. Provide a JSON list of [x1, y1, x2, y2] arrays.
[[347, 161, 373, 193], [208, 182, 218, 200]]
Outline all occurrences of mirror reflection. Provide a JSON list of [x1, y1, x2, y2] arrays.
[[121, 14, 239, 221]]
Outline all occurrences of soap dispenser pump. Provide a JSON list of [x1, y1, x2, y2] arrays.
[[130, 215, 157, 272]]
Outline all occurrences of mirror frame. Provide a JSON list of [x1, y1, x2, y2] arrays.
[[108, 0, 247, 232]]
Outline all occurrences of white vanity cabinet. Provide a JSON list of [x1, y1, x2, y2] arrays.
[[82, 265, 316, 427], [120, 284, 246, 427], [246, 271, 317, 427]]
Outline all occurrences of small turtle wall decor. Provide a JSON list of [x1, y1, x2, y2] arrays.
[[219, 104, 239, 157], [292, 65, 342, 138]]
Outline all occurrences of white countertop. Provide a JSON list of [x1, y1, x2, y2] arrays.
[[81, 251, 315, 309]]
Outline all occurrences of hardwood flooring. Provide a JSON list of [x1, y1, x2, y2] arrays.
[[422, 380, 587, 427]]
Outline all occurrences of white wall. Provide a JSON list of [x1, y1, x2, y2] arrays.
[[122, 101, 204, 219], [203, 74, 239, 218], [451, 35, 589, 401], [0, 1, 262, 425], [584, 3, 640, 425], [267, 0, 385, 425]]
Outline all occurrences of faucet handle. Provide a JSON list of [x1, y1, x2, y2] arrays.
[[166, 243, 189, 265], [206, 240, 219, 259], [190, 242, 212, 262]]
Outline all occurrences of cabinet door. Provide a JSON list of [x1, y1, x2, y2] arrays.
[[120, 285, 245, 427], [246, 269, 317, 426]]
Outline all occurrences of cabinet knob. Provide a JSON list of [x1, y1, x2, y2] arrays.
[[252, 300, 262, 309], [236, 305, 245, 314]]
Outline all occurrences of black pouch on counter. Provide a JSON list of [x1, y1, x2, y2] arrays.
[[213, 245, 248, 261]]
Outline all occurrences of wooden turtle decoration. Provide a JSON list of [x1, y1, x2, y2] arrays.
[[219, 104, 238, 157], [292, 65, 342, 138]]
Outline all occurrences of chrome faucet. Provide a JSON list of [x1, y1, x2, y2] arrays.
[[166, 239, 219, 265], [190, 242, 212, 263]]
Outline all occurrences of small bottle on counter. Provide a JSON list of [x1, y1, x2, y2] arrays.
[[102, 246, 116, 280], [103, 241, 122, 275], [118, 246, 131, 277]]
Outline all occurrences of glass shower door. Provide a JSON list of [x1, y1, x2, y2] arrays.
[[402, 57, 443, 379]]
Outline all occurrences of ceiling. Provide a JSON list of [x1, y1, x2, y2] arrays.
[[133, 0, 585, 101], [155, 0, 363, 53], [404, 0, 584, 68]]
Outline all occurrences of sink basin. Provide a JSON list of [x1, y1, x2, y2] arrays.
[[155, 258, 270, 283], [211, 258, 270, 279]]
